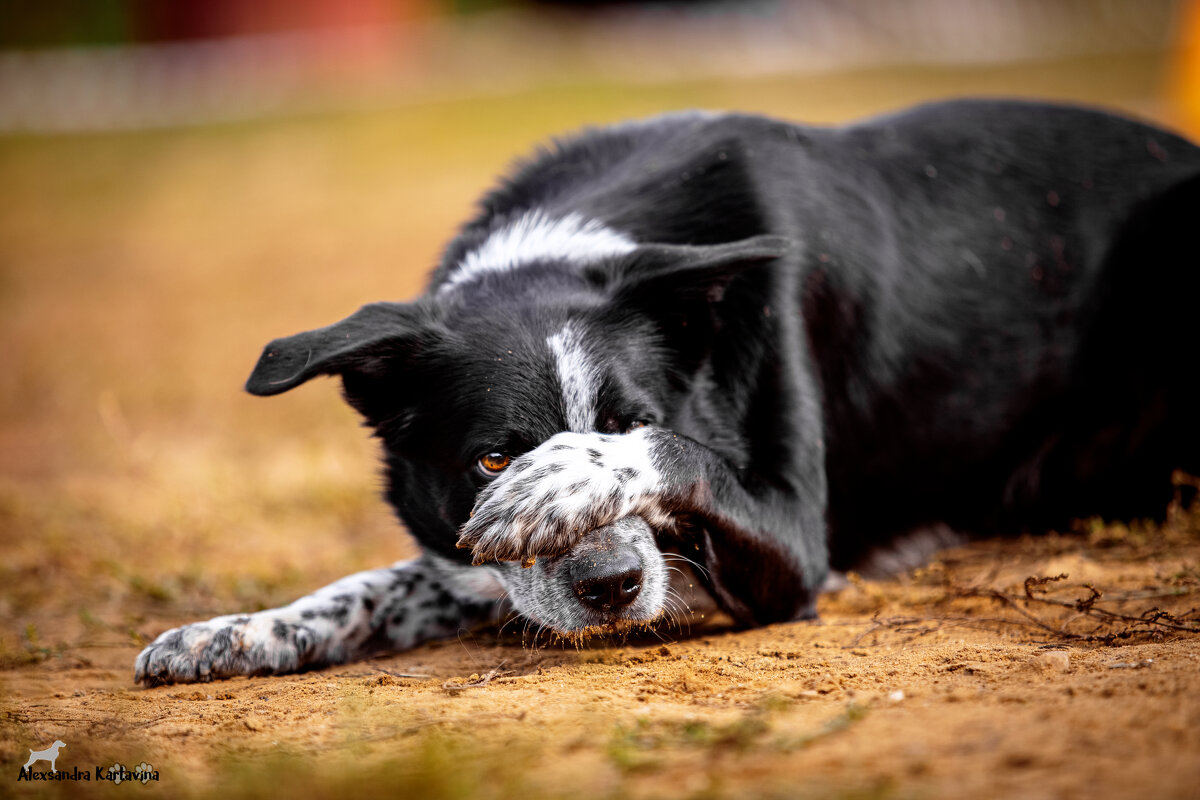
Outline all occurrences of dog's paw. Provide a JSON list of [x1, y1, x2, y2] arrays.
[[457, 428, 666, 563], [134, 615, 315, 686]]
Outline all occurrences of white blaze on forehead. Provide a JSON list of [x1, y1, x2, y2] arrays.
[[440, 210, 635, 294], [547, 321, 600, 433]]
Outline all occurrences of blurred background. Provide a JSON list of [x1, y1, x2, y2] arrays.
[[1, 0, 1198, 663], [2, 0, 1199, 132]]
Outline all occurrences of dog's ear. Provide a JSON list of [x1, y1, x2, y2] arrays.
[[609, 234, 792, 302], [607, 235, 793, 364], [246, 302, 438, 425]]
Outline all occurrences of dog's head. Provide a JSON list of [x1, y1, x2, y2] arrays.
[[244, 235, 786, 633]]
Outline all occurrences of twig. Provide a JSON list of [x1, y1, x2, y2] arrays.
[[952, 575, 1200, 641], [376, 668, 433, 679], [441, 661, 513, 692]]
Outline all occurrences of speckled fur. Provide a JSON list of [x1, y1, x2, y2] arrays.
[[134, 558, 499, 686], [457, 428, 674, 564]]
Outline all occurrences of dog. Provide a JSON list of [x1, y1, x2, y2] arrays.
[[23, 741, 66, 773], [135, 99, 1200, 686]]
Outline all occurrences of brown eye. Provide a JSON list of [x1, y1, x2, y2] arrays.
[[477, 452, 511, 476], [626, 420, 648, 432]]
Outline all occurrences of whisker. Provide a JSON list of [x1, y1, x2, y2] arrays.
[[497, 609, 523, 638], [531, 621, 551, 654], [662, 565, 686, 580], [660, 587, 694, 635], [519, 616, 537, 653], [662, 552, 710, 580]]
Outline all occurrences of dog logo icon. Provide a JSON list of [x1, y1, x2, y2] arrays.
[[22, 740, 65, 773]]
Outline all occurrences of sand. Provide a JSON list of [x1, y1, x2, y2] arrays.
[[4, 502, 1199, 799]]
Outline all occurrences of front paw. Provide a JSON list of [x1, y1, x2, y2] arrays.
[[457, 429, 662, 564], [134, 615, 313, 686]]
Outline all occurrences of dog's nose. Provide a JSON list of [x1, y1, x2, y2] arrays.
[[570, 550, 643, 612]]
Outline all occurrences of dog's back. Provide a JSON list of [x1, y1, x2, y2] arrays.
[[437, 100, 1200, 561], [786, 101, 1200, 554]]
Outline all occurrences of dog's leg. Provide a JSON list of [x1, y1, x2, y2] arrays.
[[457, 426, 828, 626], [134, 557, 500, 686]]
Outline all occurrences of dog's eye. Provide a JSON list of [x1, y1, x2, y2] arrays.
[[602, 416, 649, 434], [476, 452, 511, 477]]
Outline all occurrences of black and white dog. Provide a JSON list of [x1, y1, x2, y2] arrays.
[[136, 99, 1200, 685]]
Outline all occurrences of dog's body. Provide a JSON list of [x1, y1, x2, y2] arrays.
[[136, 99, 1200, 685]]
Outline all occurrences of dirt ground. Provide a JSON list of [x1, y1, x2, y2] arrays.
[[5, 515, 1200, 800], [2, 53, 1200, 799]]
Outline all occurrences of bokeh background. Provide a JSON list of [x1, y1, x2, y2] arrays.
[[1, 2, 1199, 794]]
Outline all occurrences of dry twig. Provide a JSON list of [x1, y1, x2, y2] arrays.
[[441, 661, 514, 692]]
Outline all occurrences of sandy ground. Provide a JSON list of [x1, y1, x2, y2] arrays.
[[4, 512, 1199, 799], [2, 52, 1199, 798]]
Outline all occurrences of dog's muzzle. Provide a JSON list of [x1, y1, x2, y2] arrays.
[[568, 532, 644, 612], [494, 514, 667, 633]]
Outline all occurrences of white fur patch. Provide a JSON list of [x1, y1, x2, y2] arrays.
[[547, 322, 599, 433], [440, 210, 635, 293], [458, 427, 671, 563]]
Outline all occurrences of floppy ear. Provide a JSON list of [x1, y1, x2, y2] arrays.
[[611, 235, 793, 301], [245, 302, 426, 395], [609, 235, 793, 363], [246, 302, 436, 425]]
